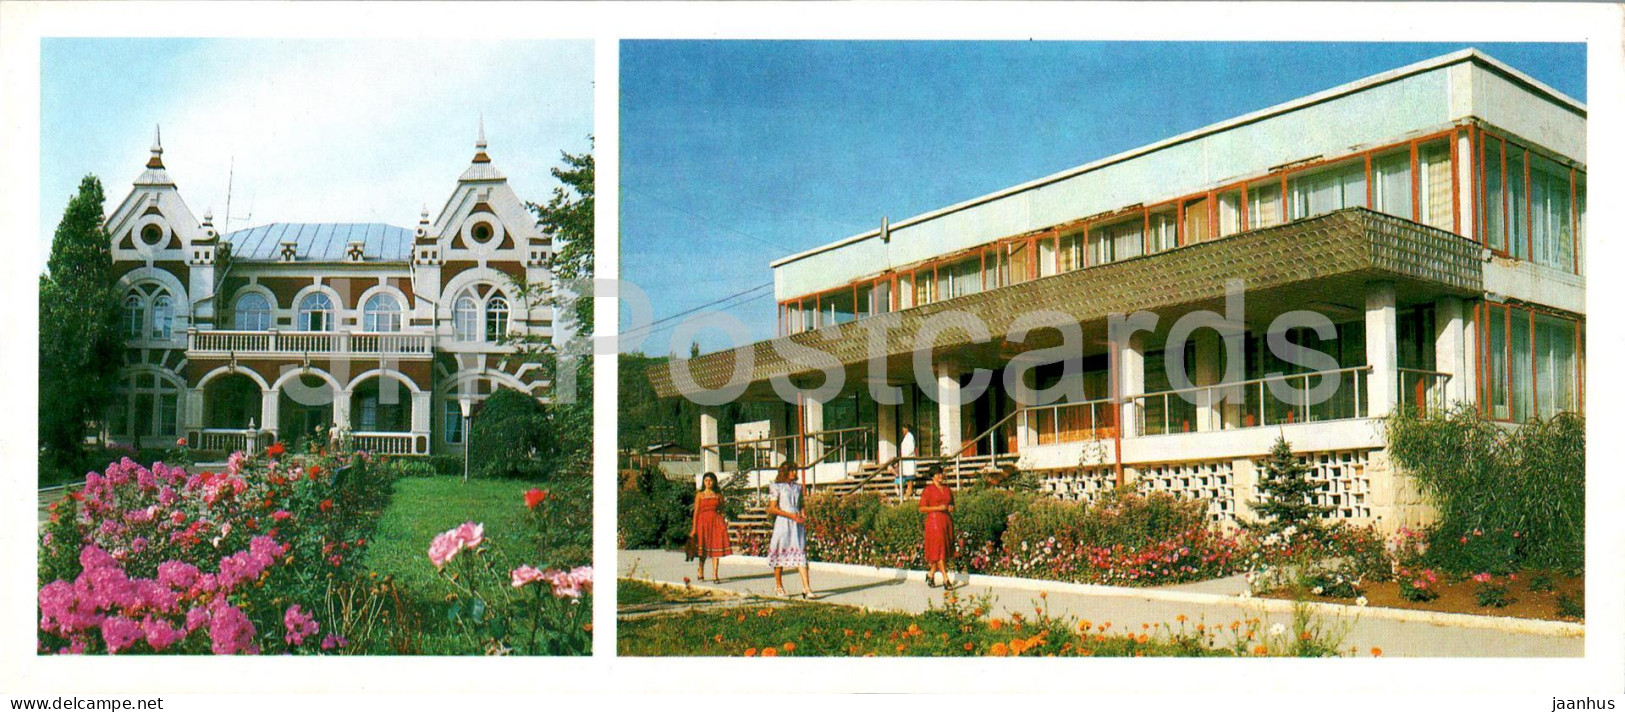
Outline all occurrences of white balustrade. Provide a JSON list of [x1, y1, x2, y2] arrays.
[[188, 330, 432, 357]]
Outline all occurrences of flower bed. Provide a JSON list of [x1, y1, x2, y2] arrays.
[[616, 579, 1360, 658], [38, 449, 592, 655], [801, 488, 1245, 587]]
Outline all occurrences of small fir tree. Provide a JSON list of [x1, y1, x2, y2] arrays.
[[1251, 435, 1331, 533]]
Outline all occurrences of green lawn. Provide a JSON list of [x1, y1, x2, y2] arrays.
[[364, 476, 589, 601], [616, 579, 1295, 658]]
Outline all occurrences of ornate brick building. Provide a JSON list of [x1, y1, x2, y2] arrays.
[[106, 125, 553, 456]]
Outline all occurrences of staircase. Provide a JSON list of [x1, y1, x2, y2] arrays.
[[723, 453, 1020, 542]]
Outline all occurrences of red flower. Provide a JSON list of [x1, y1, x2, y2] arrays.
[[176, 437, 188, 447], [524, 488, 550, 509], [267, 442, 286, 458], [319, 499, 333, 513], [308, 465, 324, 481]]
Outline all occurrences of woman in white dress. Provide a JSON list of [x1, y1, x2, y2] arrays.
[[765, 462, 817, 599]]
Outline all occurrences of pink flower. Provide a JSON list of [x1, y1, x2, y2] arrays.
[[283, 604, 320, 646], [271, 510, 292, 521], [511, 565, 548, 588], [142, 618, 185, 651], [101, 616, 142, 654], [1473, 572, 1492, 584], [207, 601, 257, 655], [176, 437, 188, 448], [452, 522, 484, 549], [427, 522, 486, 569], [321, 634, 348, 651]]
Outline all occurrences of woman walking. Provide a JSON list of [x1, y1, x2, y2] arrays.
[[765, 462, 818, 599], [918, 466, 956, 589], [689, 472, 732, 582]]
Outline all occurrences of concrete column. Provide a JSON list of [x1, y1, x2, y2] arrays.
[[1365, 281, 1398, 418], [877, 399, 899, 462], [334, 390, 353, 430], [1193, 329, 1223, 432], [1456, 131, 1475, 241], [185, 388, 206, 431], [699, 409, 721, 474], [1433, 296, 1469, 406], [802, 397, 825, 467], [260, 389, 279, 437], [410, 390, 433, 435], [936, 362, 962, 455], [769, 401, 792, 468], [1116, 333, 1145, 438]]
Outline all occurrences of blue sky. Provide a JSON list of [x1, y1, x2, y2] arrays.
[[40, 38, 593, 270], [619, 41, 1585, 356]]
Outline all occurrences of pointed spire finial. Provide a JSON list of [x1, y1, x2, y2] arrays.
[[147, 124, 166, 169], [476, 115, 487, 150]]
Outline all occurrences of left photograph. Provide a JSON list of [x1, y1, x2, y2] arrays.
[[35, 39, 595, 656]]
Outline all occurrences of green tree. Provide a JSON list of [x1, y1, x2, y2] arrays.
[[468, 388, 550, 479], [39, 175, 120, 468], [502, 143, 593, 477], [1250, 435, 1330, 534]]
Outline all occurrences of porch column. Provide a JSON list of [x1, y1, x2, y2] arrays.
[[184, 388, 205, 432], [334, 390, 353, 430], [699, 409, 721, 474], [802, 397, 825, 466], [409, 391, 429, 435], [260, 389, 278, 438], [769, 401, 792, 468], [877, 399, 899, 463], [1434, 296, 1470, 406], [936, 362, 962, 455], [1116, 333, 1145, 438], [1193, 329, 1223, 432], [1365, 281, 1398, 418]]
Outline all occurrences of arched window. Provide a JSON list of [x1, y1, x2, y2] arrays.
[[123, 294, 146, 340], [453, 295, 480, 341], [150, 294, 174, 339], [484, 296, 510, 342], [298, 293, 333, 332], [234, 293, 272, 331], [362, 294, 402, 332]]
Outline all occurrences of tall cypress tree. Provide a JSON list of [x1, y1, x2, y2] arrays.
[[1251, 435, 1332, 534], [39, 175, 120, 468]]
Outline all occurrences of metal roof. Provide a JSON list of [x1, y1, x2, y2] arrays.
[[221, 223, 414, 263]]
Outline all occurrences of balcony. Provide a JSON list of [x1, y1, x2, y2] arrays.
[[187, 329, 434, 359]]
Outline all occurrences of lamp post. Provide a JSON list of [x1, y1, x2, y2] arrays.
[[460, 398, 473, 484]]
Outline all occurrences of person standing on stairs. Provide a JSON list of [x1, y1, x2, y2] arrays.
[[896, 424, 917, 499], [766, 462, 818, 599]]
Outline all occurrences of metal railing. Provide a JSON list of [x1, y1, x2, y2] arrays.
[[1398, 368, 1452, 415], [1019, 398, 1116, 447], [1129, 366, 1372, 435], [188, 329, 434, 357]]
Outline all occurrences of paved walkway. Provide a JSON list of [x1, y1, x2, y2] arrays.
[[619, 548, 1582, 657]]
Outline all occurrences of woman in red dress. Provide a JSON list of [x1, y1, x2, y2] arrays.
[[918, 466, 956, 589], [690, 472, 732, 582]]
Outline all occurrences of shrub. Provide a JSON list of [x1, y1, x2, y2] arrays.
[[616, 470, 691, 549], [379, 458, 438, 480], [1556, 592, 1584, 619], [468, 388, 549, 479], [1397, 568, 1440, 602], [1386, 407, 1584, 573], [1526, 572, 1556, 593], [428, 454, 465, 476], [1472, 573, 1515, 608]]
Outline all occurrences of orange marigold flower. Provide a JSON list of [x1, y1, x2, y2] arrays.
[[1079, 620, 1092, 631], [1253, 645, 1268, 656], [895, 643, 906, 653], [762, 647, 778, 657], [744, 648, 758, 657], [1176, 614, 1187, 623], [1370, 647, 1383, 657], [988, 618, 1004, 631], [989, 643, 1009, 657], [783, 642, 796, 653], [963, 642, 974, 651], [1299, 631, 1312, 641], [844, 629, 853, 637], [714, 635, 723, 643]]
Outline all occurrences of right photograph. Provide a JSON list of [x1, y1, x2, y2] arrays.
[[616, 41, 1586, 658]]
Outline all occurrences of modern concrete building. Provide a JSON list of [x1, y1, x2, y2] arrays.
[[106, 125, 554, 456], [649, 49, 1586, 532]]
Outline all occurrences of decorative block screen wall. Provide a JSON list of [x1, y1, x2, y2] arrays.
[[1252, 449, 1375, 521], [1038, 467, 1118, 505], [1134, 460, 1237, 525]]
